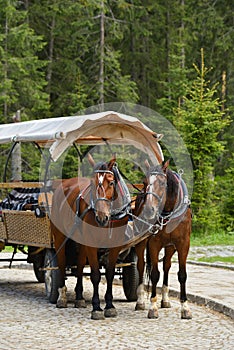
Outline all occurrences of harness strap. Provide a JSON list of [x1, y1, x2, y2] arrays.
[[159, 172, 190, 225], [111, 165, 132, 220], [110, 202, 131, 221], [75, 184, 94, 221]]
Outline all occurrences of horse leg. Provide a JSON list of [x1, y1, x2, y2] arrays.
[[177, 241, 192, 319], [161, 245, 176, 308], [147, 237, 162, 319], [135, 239, 148, 311], [74, 245, 87, 308], [104, 248, 120, 318], [53, 228, 67, 308], [87, 247, 104, 320]]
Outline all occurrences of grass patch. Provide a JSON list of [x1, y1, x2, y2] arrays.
[[190, 232, 234, 246], [1, 245, 15, 253], [198, 256, 234, 264], [4, 246, 14, 252]]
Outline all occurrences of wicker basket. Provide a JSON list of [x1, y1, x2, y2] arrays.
[[3, 210, 52, 247], [0, 219, 7, 240]]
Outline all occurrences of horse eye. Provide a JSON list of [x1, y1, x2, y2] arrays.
[[109, 181, 114, 187]]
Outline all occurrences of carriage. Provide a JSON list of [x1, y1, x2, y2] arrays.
[[0, 111, 163, 304]]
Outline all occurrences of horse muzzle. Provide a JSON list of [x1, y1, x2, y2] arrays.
[[94, 198, 112, 227], [143, 204, 159, 221], [95, 214, 110, 227]]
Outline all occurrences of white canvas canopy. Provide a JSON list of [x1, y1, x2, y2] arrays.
[[0, 111, 163, 163]]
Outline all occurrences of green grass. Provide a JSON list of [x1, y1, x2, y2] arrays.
[[197, 256, 234, 264], [2, 246, 15, 252], [190, 231, 234, 265], [190, 231, 234, 246]]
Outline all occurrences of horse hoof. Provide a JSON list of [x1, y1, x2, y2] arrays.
[[104, 308, 117, 318], [74, 299, 86, 308], [147, 309, 159, 319], [56, 300, 67, 308], [181, 309, 192, 319], [161, 300, 171, 308], [135, 303, 145, 311], [91, 310, 105, 320]]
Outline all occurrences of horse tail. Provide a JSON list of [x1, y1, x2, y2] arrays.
[[145, 239, 151, 293]]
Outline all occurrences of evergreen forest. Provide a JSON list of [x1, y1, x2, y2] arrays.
[[0, 0, 233, 237]]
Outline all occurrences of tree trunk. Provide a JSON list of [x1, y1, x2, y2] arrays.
[[11, 110, 22, 181], [99, 0, 105, 110], [47, 14, 56, 96]]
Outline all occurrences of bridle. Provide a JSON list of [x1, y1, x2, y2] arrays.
[[145, 171, 167, 209], [144, 170, 190, 229], [76, 165, 131, 228], [75, 168, 115, 223], [93, 169, 115, 217]]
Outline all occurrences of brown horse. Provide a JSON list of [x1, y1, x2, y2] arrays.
[[50, 154, 131, 320], [134, 160, 192, 319]]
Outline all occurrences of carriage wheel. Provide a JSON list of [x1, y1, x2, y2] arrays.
[[122, 247, 139, 301], [33, 260, 45, 283], [44, 248, 61, 304], [28, 246, 45, 283]]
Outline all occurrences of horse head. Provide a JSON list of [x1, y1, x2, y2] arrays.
[[142, 159, 168, 221], [88, 153, 117, 227]]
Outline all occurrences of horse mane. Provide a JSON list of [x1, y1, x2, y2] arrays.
[[165, 168, 179, 208]]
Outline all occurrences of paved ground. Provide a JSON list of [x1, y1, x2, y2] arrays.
[[0, 266, 234, 350], [155, 261, 234, 319], [0, 250, 234, 350], [188, 245, 234, 263]]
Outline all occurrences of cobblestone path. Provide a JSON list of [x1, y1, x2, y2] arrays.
[[0, 267, 233, 350]]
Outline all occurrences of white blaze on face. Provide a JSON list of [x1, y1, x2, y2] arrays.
[[99, 174, 104, 184], [97, 173, 106, 199], [148, 174, 157, 202]]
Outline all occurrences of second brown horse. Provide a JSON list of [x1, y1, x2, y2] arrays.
[[134, 160, 192, 319]]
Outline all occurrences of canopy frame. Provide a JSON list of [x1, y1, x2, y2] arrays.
[[0, 111, 163, 163]]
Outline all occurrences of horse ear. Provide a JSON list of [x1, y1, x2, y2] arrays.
[[108, 154, 116, 169], [144, 159, 150, 169], [162, 159, 170, 172], [87, 153, 95, 167]]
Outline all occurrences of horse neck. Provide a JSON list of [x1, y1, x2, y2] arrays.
[[163, 170, 180, 213]]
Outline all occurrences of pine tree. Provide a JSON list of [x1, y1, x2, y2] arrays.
[[28, 0, 138, 117], [82, 0, 139, 107], [175, 49, 230, 234], [0, 0, 49, 122]]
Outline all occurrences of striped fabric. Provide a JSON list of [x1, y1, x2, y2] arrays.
[[0, 188, 40, 211]]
